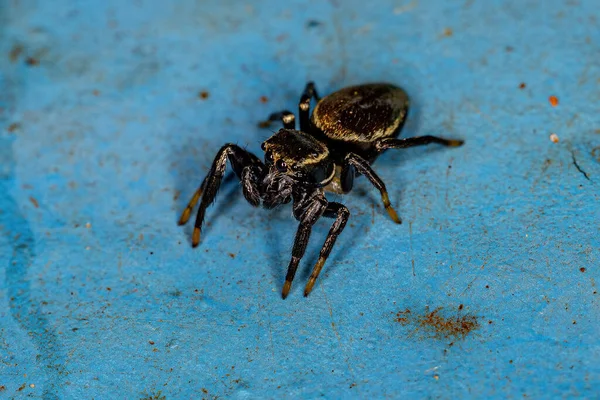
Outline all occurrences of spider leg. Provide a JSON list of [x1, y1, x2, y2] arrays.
[[298, 81, 320, 131], [178, 143, 265, 247], [304, 202, 350, 297], [258, 110, 296, 129], [281, 191, 327, 299], [374, 135, 464, 153], [341, 152, 402, 224]]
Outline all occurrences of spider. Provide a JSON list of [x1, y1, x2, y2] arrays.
[[178, 82, 464, 298]]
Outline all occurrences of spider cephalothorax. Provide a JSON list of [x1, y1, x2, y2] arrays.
[[179, 82, 464, 298]]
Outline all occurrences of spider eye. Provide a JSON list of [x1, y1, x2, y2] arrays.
[[265, 151, 274, 163], [275, 159, 287, 172]]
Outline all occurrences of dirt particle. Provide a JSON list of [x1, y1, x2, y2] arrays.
[[7, 122, 20, 133], [396, 307, 480, 340], [228, 253, 236, 259], [92, 89, 100, 96], [173, 189, 181, 201], [485, 285, 490, 289], [509, 360, 513, 364], [199, 91, 210, 100], [260, 95, 269, 103], [591, 147, 600, 163], [458, 304, 464, 311], [306, 20, 322, 28], [149, 340, 155, 345], [580, 267, 586, 273], [9, 44, 24, 62], [0, 385, 5, 391], [550, 133, 559, 143], [85, 222, 91, 229], [349, 382, 357, 388], [106, 287, 111, 291], [202, 388, 208, 394], [29, 197, 39, 208], [519, 82, 526, 89], [25, 57, 39, 66], [29, 384, 35, 388], [443, 27, 453, 37], [505, 46, 514, 52], [549, 95, 559, 107], [17, 383, 26, 391], [572, 320, 577, 325]]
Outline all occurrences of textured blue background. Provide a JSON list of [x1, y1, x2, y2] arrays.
[[1, 0, 599, 398]]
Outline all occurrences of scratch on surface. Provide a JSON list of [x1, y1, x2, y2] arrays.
[[409, 221, 415, 276], [322, 289, 360, 393], [466, 102, 499, 129], [571, 150, 590, 181]]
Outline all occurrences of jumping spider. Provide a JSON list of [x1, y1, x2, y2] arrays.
[[179, 82, 464, 298]]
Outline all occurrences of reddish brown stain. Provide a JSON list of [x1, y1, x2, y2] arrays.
[[580, 267, 586, 273], [149, 340, 155, 345], [260, 95, 269, 103], [519, 83, 526, 89], [29, 197, 39, 208], [199, 91, 209, 100], [228, 252, 236, 259], [549, 95, 559, 106], [0, 385, 5, 391], [395, 307, 481, 340]]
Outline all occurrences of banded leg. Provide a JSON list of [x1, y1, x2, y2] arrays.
[[304, 202, 350, 297], [374, 136, 464, 153], [258, 110, 296, 129], [178, 143, 265, 247], [282, 193, 327, 299], [299, 81, 320, 131], [342, 153, 401, 224]]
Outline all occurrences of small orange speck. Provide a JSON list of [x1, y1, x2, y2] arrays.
[[550, 133, 559, 143], [260, 96, 268, 103], [549, 95, 559, 106]]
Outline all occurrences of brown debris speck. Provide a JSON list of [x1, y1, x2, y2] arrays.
[[29, 197, 39, 208], [580, 267, 586, 273], [202, 388, 208, 394], [106, 287, 111, 291], [228, 253, 236, 259], [443, 27, 453, 37], [458, 304, 464, 311], [519, 83, 526, 89], [0, 385, 5, 391], [7, 122, 20, 133], [9, 44, 24, 62], [260, 95, 269, 103], [549, 95, 559, 107], [199, 91, 209, 100], [25, 57, 39, 66], [149, 340, 155, 345]]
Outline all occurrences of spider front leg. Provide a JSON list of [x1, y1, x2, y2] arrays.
[[341, 153, 402, 224], [304, 202, 350, 297], [281, 191, 328, 299], [178, 143, 265, 247]]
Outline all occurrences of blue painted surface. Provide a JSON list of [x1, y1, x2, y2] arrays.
[[1, 0, 599, 398]]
